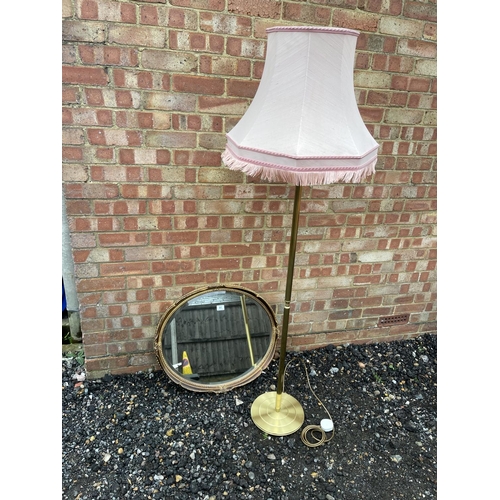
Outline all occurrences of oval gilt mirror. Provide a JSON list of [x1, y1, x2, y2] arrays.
[[155, 285, 277, 392]]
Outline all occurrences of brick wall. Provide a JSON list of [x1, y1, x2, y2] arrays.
[[62, 0, 437, 379]]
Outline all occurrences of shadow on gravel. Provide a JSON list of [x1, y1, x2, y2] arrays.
[[62, 333, 436, 500]]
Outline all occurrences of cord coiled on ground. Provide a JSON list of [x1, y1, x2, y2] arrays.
[[283, 358, 335, 448], [300, 424, 333, 447]]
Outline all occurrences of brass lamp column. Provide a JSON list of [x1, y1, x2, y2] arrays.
[[250, 185, 305, 435]]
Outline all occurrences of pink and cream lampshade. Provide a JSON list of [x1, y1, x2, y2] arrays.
[[222, 26, 379, 186]]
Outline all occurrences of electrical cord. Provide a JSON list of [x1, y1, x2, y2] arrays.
[[283, 357, 335, 448]]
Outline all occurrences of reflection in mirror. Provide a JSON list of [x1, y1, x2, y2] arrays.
[[155, 285, 277, 392]]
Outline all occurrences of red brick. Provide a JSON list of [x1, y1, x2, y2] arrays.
[[361, 0, 383, 12], [114, 90, 133, 107], [91, 46, 139, 67], [227, 80, 260, 98], [199, 258, 241, 271], [140, 5, 158, 25], [145, 131, 196, 148], [221, 244, 261, 256], [228, 0, 280, 18], [77, 277, 125, 293], [190, 33, 206, 50], [62, 87, 79, 104], [101, 262, 150, 276], [65, 200, 92, 215], [172, 114, 201, 130], [165, 230, 199, 244], [62, 66, 108, 85], [362, 0, 402, 15], [353, 275, 382, 285], [99, 233, 148, 246], [168, 8, 185, 27], [80, 0, 98, 19], [192, 151, 221, 166], [398, 39, 437, 58], [332, 9, 379, 31], [87, 129, 105, 145], [424, 23, 437, 41], [359, 106, 384, 123], [121, 3, 137, 22], [84, 88, 104, 105], [172, 75, 224, 95], [119, 149, 135, 164], [283, 3, 331, 25], [355, 52, 370, 70], [78, 46, 94, 64], [109, 354, 137, 369], [205, 36, 222, 54], [403, 1, 437, 22], [156, 150, 171, 164], [113, 69, 154, 89], [66, 183, 120, 199], [350, 297, 383, 308], [169, 0, 224, 11], [226, 37, 265, 58], [372, 54, 413, 73], [152, 260, 196, 273], [405, 200, 434, 211], [198, 96, 248, 114], [174, 273, 208, 285], [392, 76, 431, 92], [63, 147, 83, 161]]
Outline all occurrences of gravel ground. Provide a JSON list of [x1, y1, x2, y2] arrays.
[[62, 333, 437, 500]]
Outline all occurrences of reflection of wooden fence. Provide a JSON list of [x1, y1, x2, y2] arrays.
[[162, 301, 271, 381]]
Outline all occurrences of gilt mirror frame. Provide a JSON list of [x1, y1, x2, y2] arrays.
[[155, 284, 278, 392]]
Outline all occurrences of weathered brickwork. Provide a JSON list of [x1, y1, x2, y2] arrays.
[[62, 0, 437, 378]]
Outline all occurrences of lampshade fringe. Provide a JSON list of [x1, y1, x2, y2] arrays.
[[222, 148, 376, 186]]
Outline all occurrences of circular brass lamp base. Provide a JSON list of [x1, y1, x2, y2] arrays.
[[251, 392, 304, 436]]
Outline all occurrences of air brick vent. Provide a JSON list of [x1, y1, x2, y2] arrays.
[[378, 314, 410, 327]]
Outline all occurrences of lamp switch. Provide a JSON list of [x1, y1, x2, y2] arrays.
[[320, 419, 334, 432]]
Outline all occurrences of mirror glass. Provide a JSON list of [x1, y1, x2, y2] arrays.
[[155, 285, 277, 392]]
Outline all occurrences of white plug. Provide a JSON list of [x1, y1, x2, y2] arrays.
[[320, 419, 334, 432]]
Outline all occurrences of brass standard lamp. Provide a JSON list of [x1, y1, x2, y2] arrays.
[[222, 26, 379, 436]]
